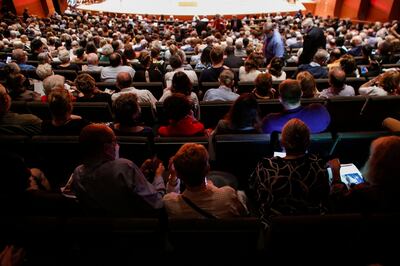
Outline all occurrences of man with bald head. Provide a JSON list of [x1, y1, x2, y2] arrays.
[[100, 52, 135, 82], [112, 72, 157, 110], [70, 123, 176, 216], [263, 22, 284, 64], [319, 68, 355, 98]]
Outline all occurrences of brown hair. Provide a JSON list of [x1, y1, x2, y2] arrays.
[[296, 71, 317, 98], [75, 73, 96, 95], [281, 118, 310, 154], [173, 143, 209, 187]]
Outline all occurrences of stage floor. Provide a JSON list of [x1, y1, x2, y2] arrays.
[[77, 0, 306, 16]]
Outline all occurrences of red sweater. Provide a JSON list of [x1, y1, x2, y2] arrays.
[[158, 116, 205, 137]]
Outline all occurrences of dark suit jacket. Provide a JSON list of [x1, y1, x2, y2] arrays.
[[299, 27, 326, 65]]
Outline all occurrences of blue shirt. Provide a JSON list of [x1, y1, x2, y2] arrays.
[[18, 63, 36, 71], [203, 86, 239, 102], [262, 104, 331, 133], [264, 30, 285, 61]]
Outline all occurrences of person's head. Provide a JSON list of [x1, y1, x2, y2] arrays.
[[31, 38, 43, 53], [43, 74, 65, 96], [36, 63, 53, 80], [37, 52, 52, 64], [58, 49, 71, 64], [116, 71, 133, 89], [171, 71, 192, 96], [164, 93, 192, 122], [210, 46, 224, 65], [48, 87, 73, 120], [296, 71, 317, 98], [329, 48, 342, 62], [281, 118, 310, 154], [109, 52, 122, 67], [313, 49, 329, 66], [7, 73, 29, 99], [339, 54, 357, 76], [101, 44, 114, 56], [138, 50, 151, 67], [0, 91, 11, 116], [169, 54, 183, 69], [379, 70, 400, 94], [173, 143, 209, 187], [225, 45, 235, 56], [200, 46, 212, 65], [113, 93, 141, 127], [365, 136, 400, 190], [244, 58, 258, 73], [328, 68, 346, 93], [263, 22, 275, 37], [11, 48, 28, 64], [268, 57, 284, 77], [75, 47, 85, 59], [87, 53, 99, 66], [226, 93, 259, 129], [279, 79, 302, 108], [75, 73, 96, 96], [254, 72, 273, 98], [218, 69, 235, 88], [302, 18, 314, 31], [79, 123, 118, 163]]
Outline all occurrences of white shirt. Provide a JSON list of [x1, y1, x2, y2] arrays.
[[111, 87, 157, 110], [358, 85, 388, 96], [319, 84, 356, 98], [101, 65, 136, 82], [238, 67, 261, 82]]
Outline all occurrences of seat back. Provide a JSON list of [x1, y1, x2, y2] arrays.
[[73, 102, 113, 122], [153, 136, 209, 164], [326, 96, 369, 132], [199, 101, 233, 128], [117, 136, 152, 166], [132, 82, 164, 100], [214, 134, 271, 189]]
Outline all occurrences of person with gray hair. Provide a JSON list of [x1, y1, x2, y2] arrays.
[[54, 49, 80, 71], [82, 53, 103, 72], [299, 18, 326, 65], [262, 22, 284, 64], [33, 63, 54, 97], [37, 52, 52, 65], [319, 68, 355, 98], [298, 49, 329, 78]]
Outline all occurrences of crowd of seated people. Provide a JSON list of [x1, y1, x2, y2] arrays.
[[1, 9, 400, 260]]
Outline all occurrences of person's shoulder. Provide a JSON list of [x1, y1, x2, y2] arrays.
[[163, 192, 180, 202]]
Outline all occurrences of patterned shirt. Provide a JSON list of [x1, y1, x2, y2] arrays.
[[249, 154, 330, 227]]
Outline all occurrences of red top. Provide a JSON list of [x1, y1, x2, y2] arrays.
[[158, 116, 205, 137]]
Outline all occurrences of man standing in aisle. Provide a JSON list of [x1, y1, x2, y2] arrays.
[[263, 22, 285, 65], [298, 18, 326, 65]]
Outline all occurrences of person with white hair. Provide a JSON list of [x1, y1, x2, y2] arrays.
[[299, 18, 326, 65], [347, 36, 363, 57], [33, 63, 54, 97], [54, 49, 80, 71]]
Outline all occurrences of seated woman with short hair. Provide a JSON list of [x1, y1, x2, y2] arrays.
[[42, 87, 90, 135], [158, 93, 205, 137], [109, 93, 154, 138], [212, 93, 261, 135], [249, 118, 331, 227], [75, 73, 112, 105]]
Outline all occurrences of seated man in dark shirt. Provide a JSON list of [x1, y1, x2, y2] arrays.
[[262, 79, 330, 133], [199, 46, 230, 83]]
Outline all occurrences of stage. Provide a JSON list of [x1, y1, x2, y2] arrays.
[[76, 0, 308, 17]]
